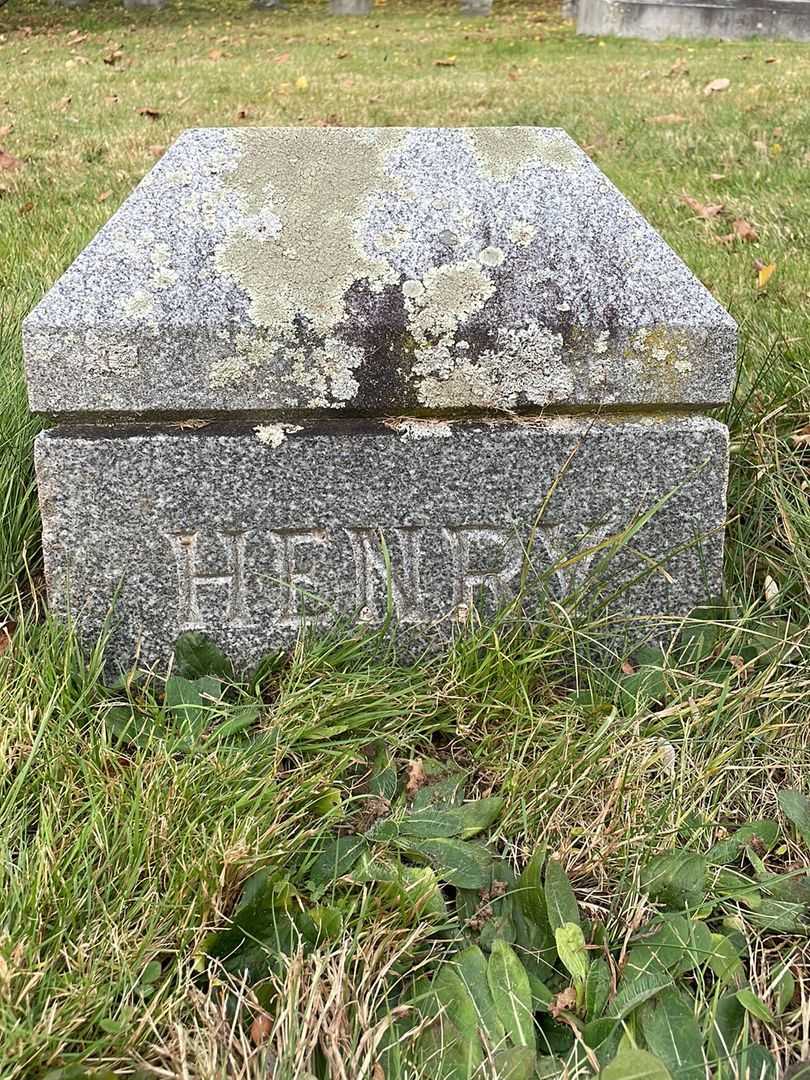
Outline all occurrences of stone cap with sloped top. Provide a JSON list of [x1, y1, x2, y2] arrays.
[[23, 127, 737, 420]]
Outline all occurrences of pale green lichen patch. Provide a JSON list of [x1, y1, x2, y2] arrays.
[[209, 328, 363, 405], [215, 128, 406, 337], [254, 422, 302, 448], [406, 260, 495, 341], [627, 326, 697, 392], [414, 321, 573, 409], [468, 128, 579, 180], [390, 418, 454, 440]]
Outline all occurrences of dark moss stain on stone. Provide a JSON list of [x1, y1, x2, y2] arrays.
[[339, 279, 419, 412]]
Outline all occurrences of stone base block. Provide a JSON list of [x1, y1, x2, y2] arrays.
[[36, 416, 728, 673], [576, 0, 810, 40], [330, 0, 372, 13]]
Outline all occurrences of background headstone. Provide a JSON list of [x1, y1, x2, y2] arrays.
[[24, 127, 736, 672], [330, 0, 372, 13], [123, 0, 167, 8], [460, 0, 493, 13], [576, 0, 810, 40]]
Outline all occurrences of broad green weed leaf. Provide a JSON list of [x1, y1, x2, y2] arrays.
[[415, 1017, 481, 1080], [412, 774, 467, 811], [708, 992, 744, 1070], [739, 1044, 776, 1080], [778, 790, 810, 848], [607, 971, 673, 1019], [164, 674, 221, 739], [640, 991, 704, 1080], [432, 966, 480, 1042], [384, 866, 447, 920], [707, 821, 779, 865], [487, 939, 535, 1049], [640, 850, 706, 910], [368, 746, 398, 801], [511, 906, 556, 981], [398, 837, 492, 889], [706, 933, 745, 987], [455, 945, 505, 1047], [526, 969, 554, 1011], [601, 1048, 672, 1080], [555, 922, 589, 985], [308, 835, 367, 890], [746, 898, 808, 933], [774, 965, 796, 1014], [624, 916, 709, 980], [398, 797, 504, 840], [349, 851, 398, 884], [491, 1046, 536, 1079], [535, 1055, 565, 1079], [173, 630, 233, 680], [544, 857, 579, 930], [585, 957, 611, 1020], [735, 988, 774, 1023], [515, 844, 548, 928], [583, 1017, 622, 1065]]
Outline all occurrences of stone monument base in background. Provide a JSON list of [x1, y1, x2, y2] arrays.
[[575, 0, 810, 40]]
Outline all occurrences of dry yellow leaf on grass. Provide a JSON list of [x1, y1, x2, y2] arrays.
[[757, 262, 776, 288]]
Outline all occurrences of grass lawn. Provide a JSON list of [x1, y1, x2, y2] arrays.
[[1, 0, 809, 1076]]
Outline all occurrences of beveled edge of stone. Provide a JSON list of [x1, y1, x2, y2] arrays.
[[23, 126, 738, 419]]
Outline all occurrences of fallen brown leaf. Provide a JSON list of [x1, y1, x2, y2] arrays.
[[791, 424, 810, 446], [19, 201, 34, 215], [137, 107, 162, 120], [97, 190, 112, 203], [668, 57, 688, 77], [681, 194, 724, 219], [148, 144, 166, 157], [765, 56, 779, 63], [0, 124, 13, 139], [103, 48, 124, 66], [703, 77, 730, 95], [104, 94, 120, 107], [732, 217, 758, 242], [250, 1013, 272, 1046], [273, 51, 290, 63], [208, 48, 225, 61], [235, 106, 253, 120], [0, 621, 16, 658], [550, 987, 578, 1019], [405, 759, 426, 797], [336, 50, 350, 59], [434, 56, 457, 67], [54, 96, 72, 112], [0, 149, 22, 172], [621, 659, 636, 675], [648, 113, 686, 125]]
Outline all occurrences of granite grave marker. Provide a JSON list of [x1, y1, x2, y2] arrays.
[[24, 127, 736, 670], [575, 0, 810, 41]]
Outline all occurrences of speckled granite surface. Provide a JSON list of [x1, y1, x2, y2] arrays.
[[35, 416, 728, 671], [24, 128, 736, 419]]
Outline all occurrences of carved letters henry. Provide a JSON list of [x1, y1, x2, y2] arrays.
[[164, 521, 610, 632]]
